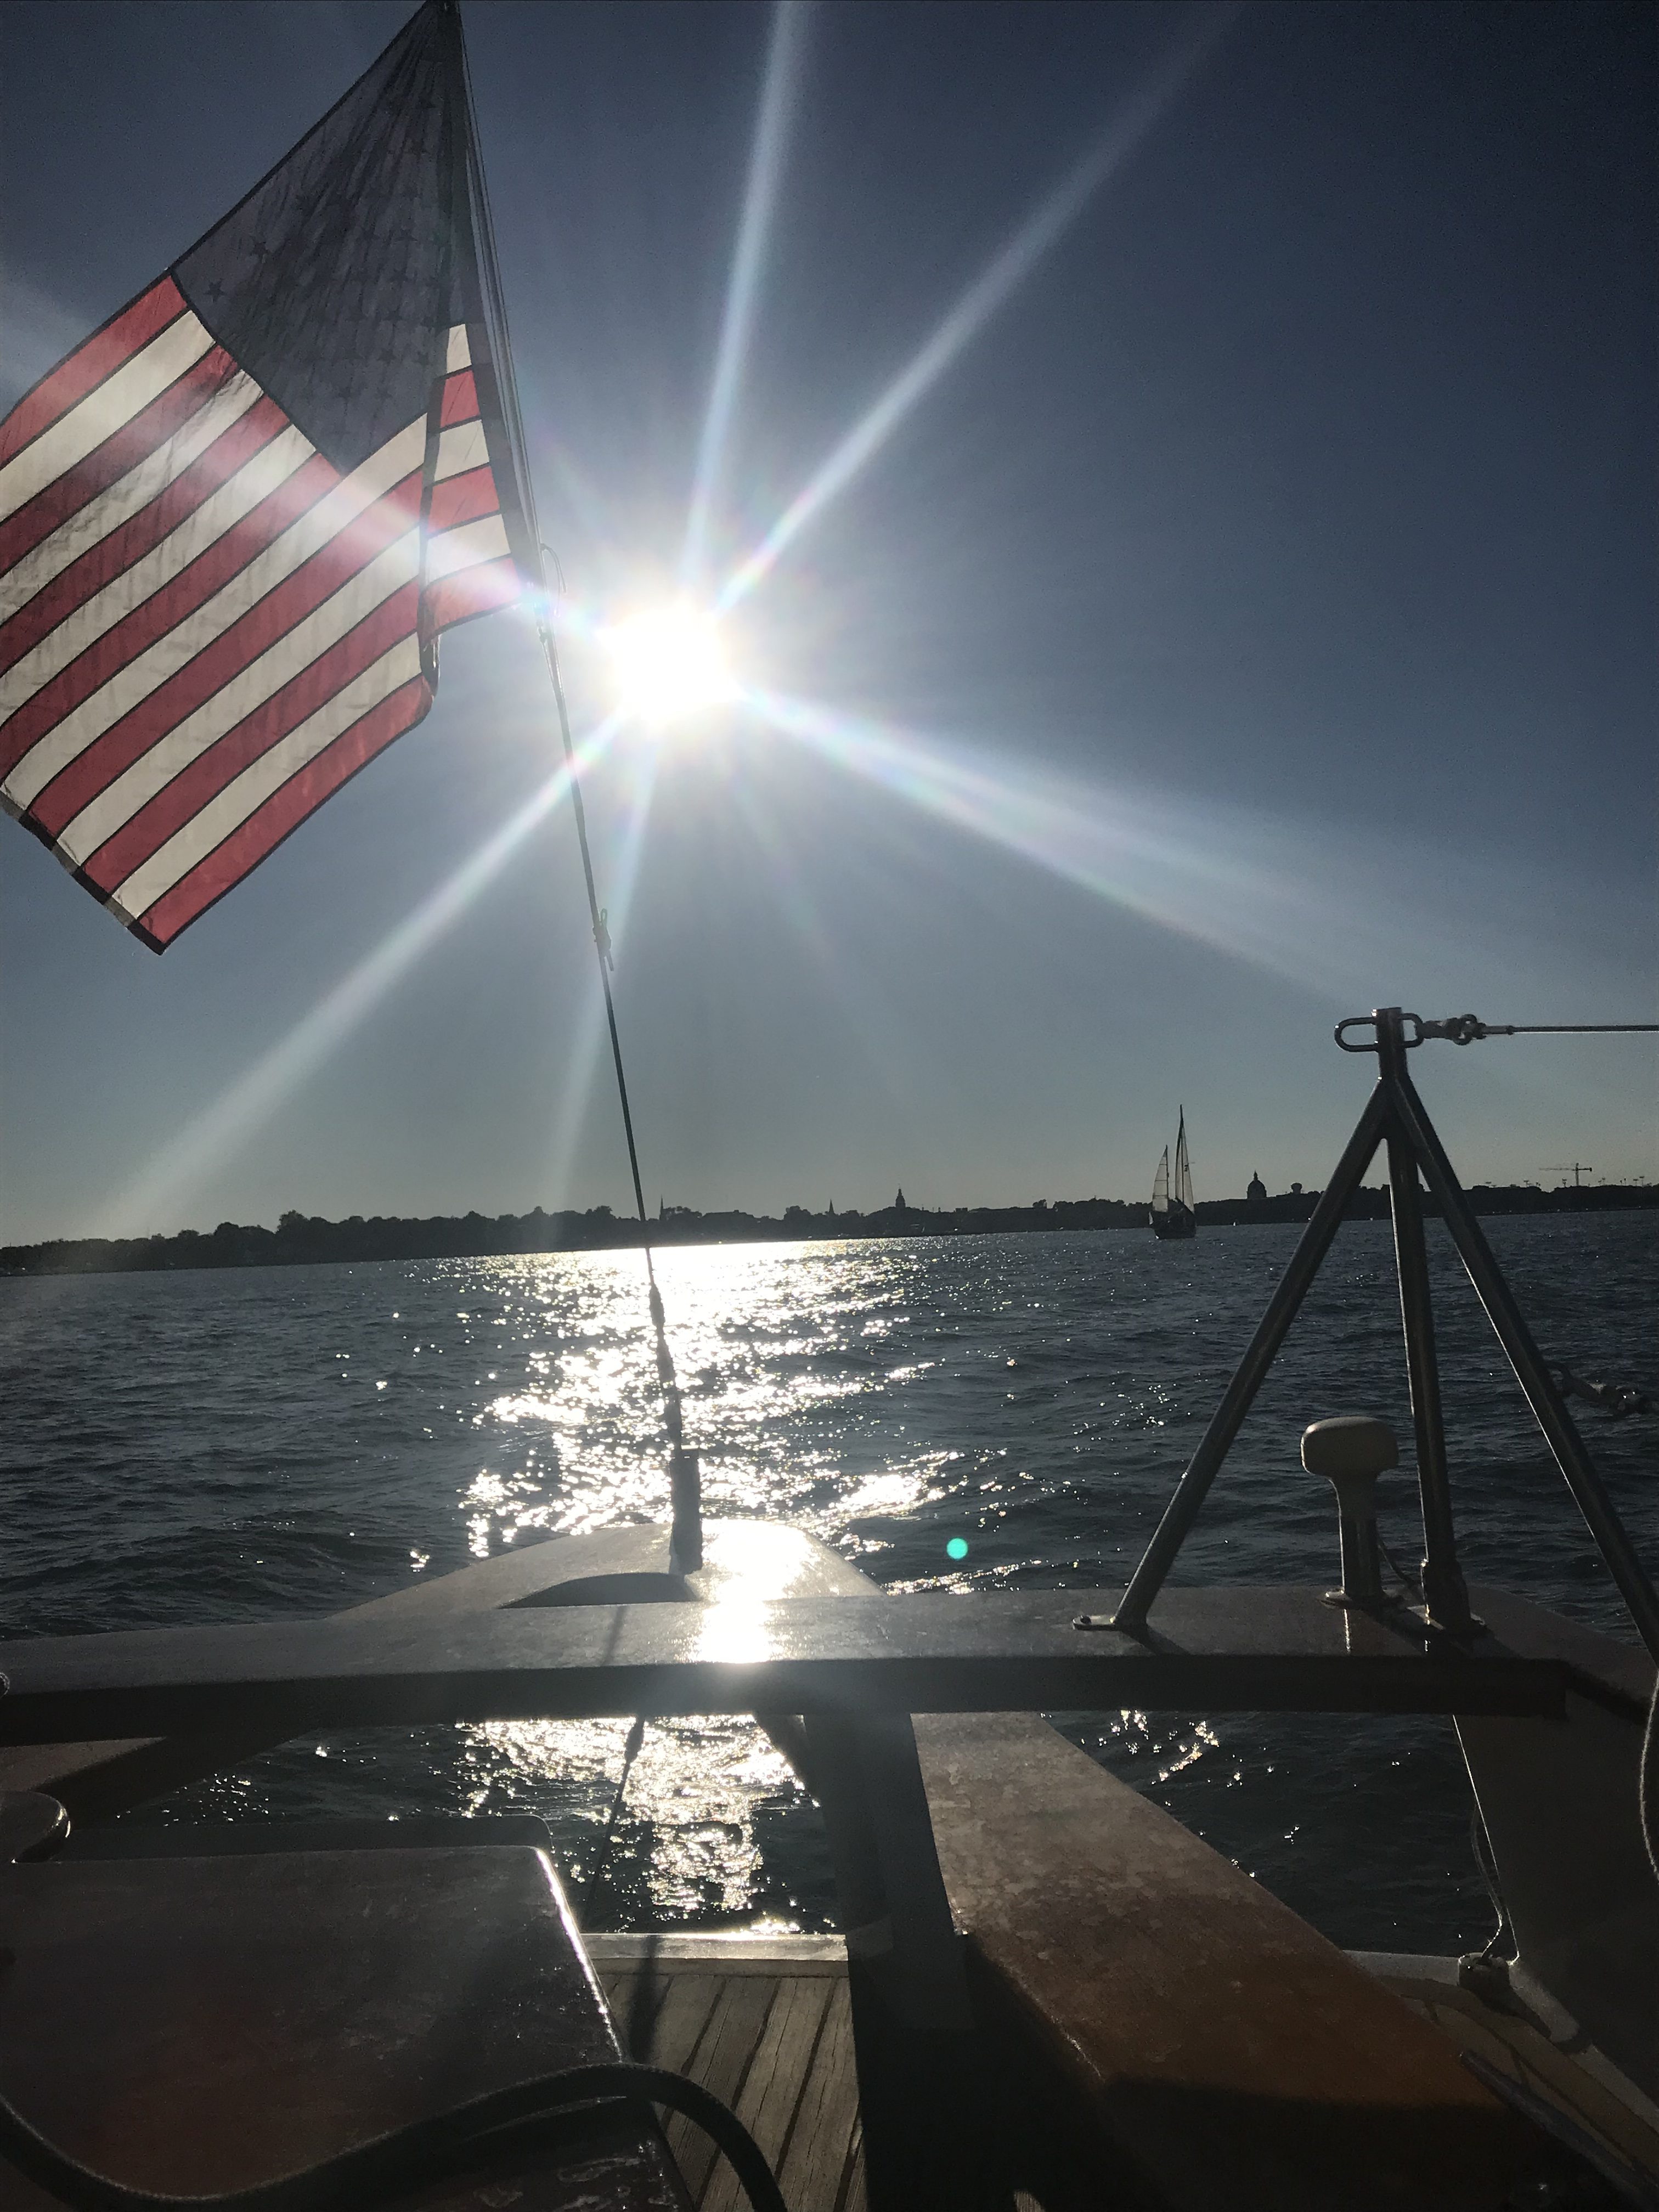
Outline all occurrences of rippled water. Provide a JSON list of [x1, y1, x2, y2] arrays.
[[3, 1216, 1654, 1953]]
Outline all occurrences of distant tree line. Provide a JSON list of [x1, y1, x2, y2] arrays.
[[1, 1181, 1652, 1278]]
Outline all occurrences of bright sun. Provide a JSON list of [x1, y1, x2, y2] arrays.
[[603, 605, 736, 726]]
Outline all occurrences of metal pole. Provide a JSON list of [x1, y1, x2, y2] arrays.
[[453, 11, 701, 1566], [1109, 1083, 1390, 1635], [802, 1713, 998, 2211], [1375, 1012, 1471, 1632], [1389, 1068, 1659, 1662]]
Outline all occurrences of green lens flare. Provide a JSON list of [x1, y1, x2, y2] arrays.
[[946, 1537, 969, 1561]]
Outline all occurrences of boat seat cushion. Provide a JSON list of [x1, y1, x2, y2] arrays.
[[916, 1712, 1590, 2212], [0, 1842, 691, 2211]]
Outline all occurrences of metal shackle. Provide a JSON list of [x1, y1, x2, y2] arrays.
[[1302, 1416, 1398, 1609]]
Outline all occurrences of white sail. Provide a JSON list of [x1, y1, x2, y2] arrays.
[[1152, 1145, 1170, 1213], [1175, 1109, 1194, 1212]]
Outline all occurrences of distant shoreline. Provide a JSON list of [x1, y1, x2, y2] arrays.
[[2, 1183, 1654, 1279]]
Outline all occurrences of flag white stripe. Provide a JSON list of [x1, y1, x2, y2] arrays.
[[445, 324, 471, 373], [0, 372, 267, 624], [3, 417, 426, 810], [0, 313, 217, 526], [2, 422, 315, 710], [425, 513, 509, 581], [108, 636, 423, 920], [57, 528, 420, 864], [433, 420, 489, 482]]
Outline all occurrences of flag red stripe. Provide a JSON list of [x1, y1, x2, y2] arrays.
[[0, 279, 188, 474], [84, 586, 420, 889], [426, 556, 520, 634], [136, 676, 431, 949], [0, 396, 293, 681], [27, 469, 422, 835], [1, 448, 342, 780], [427, 464, 500, 535], [438, 369, 479, 430], [0, 345, 239, 575]]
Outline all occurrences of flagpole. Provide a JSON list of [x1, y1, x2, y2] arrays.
[[450, 1, 701, 1570], [535, 604, 702, 1571]]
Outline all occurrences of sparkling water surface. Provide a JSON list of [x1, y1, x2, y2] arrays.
[[3, 1216, 1654, 1953]]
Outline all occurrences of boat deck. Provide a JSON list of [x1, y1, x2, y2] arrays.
[[587, 1935, 865, 2212]]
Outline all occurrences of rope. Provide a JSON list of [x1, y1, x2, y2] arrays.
[[1466, 1803, 1515, 1966], [0, 2063, 788, 2212], [1643, 1666, 1658, 1885], [1550, 1363, 1655, 1420], [1375, 1530, 1423, 1604], [584, 1713, 648, 1926]]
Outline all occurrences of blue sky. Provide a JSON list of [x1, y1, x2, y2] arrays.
[[1, 0, 1653, 1243]]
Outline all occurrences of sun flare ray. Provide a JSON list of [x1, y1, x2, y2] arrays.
[[716, 7, 1234, 612], [98, 713, 623, 1239], [741, 685, 1619, 1011], [680, 0, 812, 589]]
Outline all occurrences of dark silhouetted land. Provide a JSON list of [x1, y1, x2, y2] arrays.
[[1, 1183, 1654, 1277]]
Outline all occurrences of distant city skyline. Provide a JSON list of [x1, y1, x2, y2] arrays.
[[8, 1165, 1654, 1284], [1, 2, 1653, 1245], [7, 1153, 1655, 1262]]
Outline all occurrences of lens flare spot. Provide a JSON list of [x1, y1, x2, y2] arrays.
[[946, 1536, 969, 1561], [605, 605, 735, 726]]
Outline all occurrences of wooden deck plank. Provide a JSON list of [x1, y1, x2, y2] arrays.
[[836, 2126, 866, 2212], [663, 1978, 779, 2202], [601, 1971, 678, 2064], [632, 1972, 725, 2081], [776, 1982, 861, 2212], [586, 1933, 846, 1974], [701, 1976, 835, 2212], [589, 1944, 860, 2212]]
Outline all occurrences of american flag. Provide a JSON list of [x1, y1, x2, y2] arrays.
[[0, 0, 532, 950]]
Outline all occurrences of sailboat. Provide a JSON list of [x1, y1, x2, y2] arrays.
[[1150, 1106, 1198, 1238]]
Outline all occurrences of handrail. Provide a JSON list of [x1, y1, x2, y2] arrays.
[[0, 1588, 1567, 1743]]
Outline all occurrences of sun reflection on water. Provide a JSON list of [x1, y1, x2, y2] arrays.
[[449, 1243, 957, 1560], [36, 1218, 1653, 1950], [401, 1240, 979, 1924], [465, 1715, 804, 1927]]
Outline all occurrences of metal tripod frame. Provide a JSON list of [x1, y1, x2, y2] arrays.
[[1110, 1007, 1659, 1661]]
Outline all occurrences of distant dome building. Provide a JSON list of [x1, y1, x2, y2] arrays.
[[1246, 1172, 1267, 1201]]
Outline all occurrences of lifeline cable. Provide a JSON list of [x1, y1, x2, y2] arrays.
[[0, 2064, 787, 2212], [1428, 1019, 1659, 1042]]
